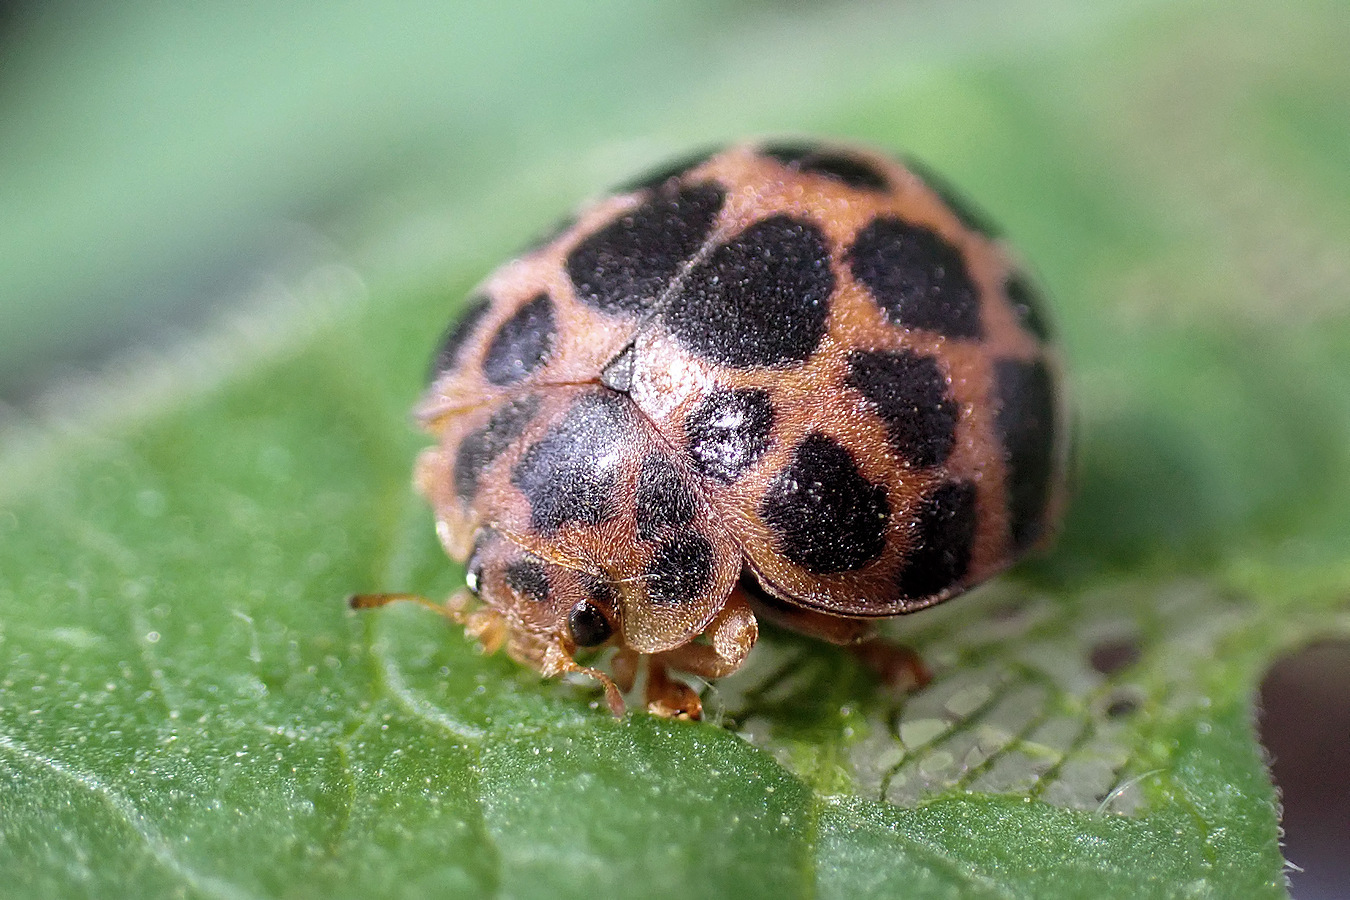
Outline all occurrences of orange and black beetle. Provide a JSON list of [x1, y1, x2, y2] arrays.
[[355, 141, 1069, 719]]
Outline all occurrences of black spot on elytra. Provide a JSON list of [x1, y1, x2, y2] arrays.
[[684, 388, 776, 482], [1006, 273, 1052, 341], [902, 157, 1002, 238], [428, 294, 492, 383], [849, 217, 983, 339], [994, 358, 1057, 551], [600, 343, 636, 393], [636, 453, 698, 542], [454, 396, 541, 501], [644, 535, 715, 606], [566, 183, 725, 315], [760, 433, 890, 574], [482, 292, 556, 386], [895, 481, 977, 600], [511, 392, 633, 534], [567, 599, 614, 647], [616, 147, 722, 193], [846, 350, 957, 468], [504, 556, 550, 604], [762, 142, 890, 191], [664, 216, 834, 367]]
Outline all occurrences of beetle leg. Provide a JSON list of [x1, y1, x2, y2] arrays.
[[738, 580, 875, 645], [464, 607, 507, 655], [645, 658, 703, 720], [611, 647, 640, 694], [736, 581, 930, 690], [849, 637, 932, 691], [644, 595, 759, 720], [572, 661, 627, 717], [655, 593, 759, 680], [538, 642, 626, 716]]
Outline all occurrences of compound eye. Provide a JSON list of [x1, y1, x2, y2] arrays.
[[567, 600, 613, 647]]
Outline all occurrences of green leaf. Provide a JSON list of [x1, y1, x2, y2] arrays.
[[3, 0, 1349, 897]]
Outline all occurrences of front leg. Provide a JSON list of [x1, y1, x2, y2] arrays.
[[645, 594, 758, 719]]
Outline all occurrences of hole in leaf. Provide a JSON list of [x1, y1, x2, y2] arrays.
[[1257, 639, 1350, 899], [1089, 635, 1142, 674], [1104, 693, 1139, 719]]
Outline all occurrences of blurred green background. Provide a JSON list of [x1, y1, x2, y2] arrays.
[[0, 0, 1239, 399], [2, 2, 1349, 898]]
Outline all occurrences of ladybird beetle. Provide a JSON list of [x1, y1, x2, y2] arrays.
[[354, 140, 1069, 719]]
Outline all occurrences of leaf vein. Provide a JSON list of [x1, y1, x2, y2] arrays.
[[0, 731, 265, 900]]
